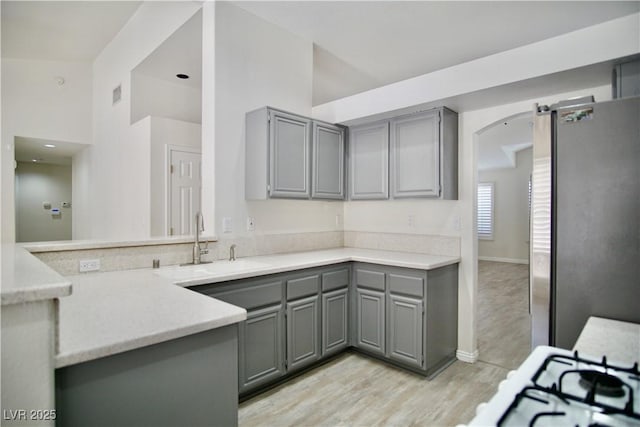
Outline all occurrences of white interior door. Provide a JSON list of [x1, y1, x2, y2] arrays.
[[168, 147, 201, 236]]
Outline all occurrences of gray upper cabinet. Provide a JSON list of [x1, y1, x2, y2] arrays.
[[269, 111, 312, 198], [312, 122, 345, 199], [348, 107, 458, 200], [390, 110, 440, 198], [246, 107, 311, 200], [349, 121, 390, 200], [245, 107, 346, 200]]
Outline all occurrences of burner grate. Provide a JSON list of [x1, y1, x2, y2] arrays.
[[531, 351, 640, 418]]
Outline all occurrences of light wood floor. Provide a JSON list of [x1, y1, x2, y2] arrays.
[[239, 261, 530, 427]]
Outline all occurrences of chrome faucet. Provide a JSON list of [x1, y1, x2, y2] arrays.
[[192, 212, 209, 265], [229, 244, 237, 261]]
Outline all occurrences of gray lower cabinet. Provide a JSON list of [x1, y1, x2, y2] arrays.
[[388, 294, 423, 368], [355, 288, 386, 355], [286, 295, 320, 371], [189, 260, 457, 398], [349, 121, 390, 200], [56, 326, 239, 427], [239, 304, 285, 393], [352, 263, 458, 377], [322, 288, 349, 355]]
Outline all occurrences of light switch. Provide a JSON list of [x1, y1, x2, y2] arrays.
[[246, 217, 255, 232], [222, 217, 233, 234]]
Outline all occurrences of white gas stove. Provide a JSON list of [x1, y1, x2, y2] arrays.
[[467, 346, 640, 427]]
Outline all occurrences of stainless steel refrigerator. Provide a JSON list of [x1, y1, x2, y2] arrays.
[[530, 95, 640, 350]]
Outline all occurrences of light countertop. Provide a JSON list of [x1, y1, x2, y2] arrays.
[[155, 248, 461, 287], [1, 245, 72, 305], [573, 316, 640, 365], [56, 269, 246, 368], [53, 247, 459, 368]]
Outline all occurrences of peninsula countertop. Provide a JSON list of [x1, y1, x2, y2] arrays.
[[1, 244, 71, 305], [56, 248, 460, 368]]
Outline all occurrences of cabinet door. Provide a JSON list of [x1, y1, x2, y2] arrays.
[[355, 288, 385, 355], [286, 295, 320, 371], [322, 288, 349, 356], [349, 122, 389, 200], [312, 122, 345, 199], [390, 110, 440, 198], [388, 294, 423, 368], [239, 305, 285, 393], [269, 110, 311, 198]]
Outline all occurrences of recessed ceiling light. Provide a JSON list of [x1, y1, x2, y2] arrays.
[[176, 74, 190, 79], [32, 159, 38, 162], [44, 144, 56, 148]]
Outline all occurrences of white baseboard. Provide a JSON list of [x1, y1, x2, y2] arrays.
[[478, 256, 529, 265], [456, 349, 479, 363]]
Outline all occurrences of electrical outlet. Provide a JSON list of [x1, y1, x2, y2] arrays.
[[79, 259, 100, 272], [407, 215, 415, 228], [246, 217, 255, 232]]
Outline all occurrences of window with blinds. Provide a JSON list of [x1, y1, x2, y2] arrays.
[[477, 182, 494, 240]]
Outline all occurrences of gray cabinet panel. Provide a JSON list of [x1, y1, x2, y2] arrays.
[[287, 295, 320, 371], [286, 274, 320, 300], [349, 122, 389, 199], [208, 280, 282, 310], [270, 111, 311, 198], [388, 273, 424, 298], [55, 327, 238, 427], [388, 294, 423, 368], [355, 268, 385, 291], [390, 111, 440, 198], [322, 267, 350, 292], [239, 305, 285, 393], [322, 288, 349, 355], [356, 288, 385, 355], [312, 122, 345, 199]]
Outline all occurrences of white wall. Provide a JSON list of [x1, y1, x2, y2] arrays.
[[212, 2, 343, 241], [1, 58, 92, 243], [478, 147, 532, 263], [149, 117, 201, 236], [311, 13, 636, 359], [15, 162, 72, 242], [131, 73, 202, 125], [90, 2, 202, 240], [71, 147, 91, 239]]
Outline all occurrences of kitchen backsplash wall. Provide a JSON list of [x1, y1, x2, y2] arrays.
[[31, 230, 460, 276], [344, 231, 460, 257], [33, 231, 344, 276]]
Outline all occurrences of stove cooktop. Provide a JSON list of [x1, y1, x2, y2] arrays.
[[467, 346, 640, 427]]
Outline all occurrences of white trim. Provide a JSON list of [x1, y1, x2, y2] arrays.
[[478, 256, 529, 265], [456, 349, 479, 363], [165, 145, 202, 236]]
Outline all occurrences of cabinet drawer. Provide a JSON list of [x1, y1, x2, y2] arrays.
[[389, 273, 424, 298], [322, 268, 349, 292], [355, 269, 385, 291], [286, 275, 320, 300], [213, 281, 282, 310]]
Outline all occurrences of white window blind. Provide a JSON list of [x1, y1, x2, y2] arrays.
[[477, 182, 494, 240]]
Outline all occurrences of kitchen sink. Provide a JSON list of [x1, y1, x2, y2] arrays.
[[154, 259, 270, 281]]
